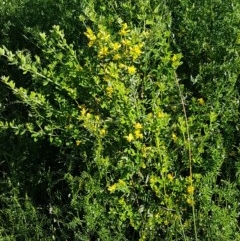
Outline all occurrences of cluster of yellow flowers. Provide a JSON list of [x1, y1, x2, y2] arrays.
[[119, 23, 130, 36], [186, 182, 195, 205], [171, 53, 183, 69], [108, 179, 127, 193], [187, 185, 195, 195], [125, 122, 143, 142], [75, 105, 106, 144], [84, 27, 97, 47], [84, 23, 145, 101], [84, 23, 144, 76], [84, 23, 144, 60]]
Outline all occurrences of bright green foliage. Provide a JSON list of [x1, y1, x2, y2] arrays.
[[0, 0, 240, 240]]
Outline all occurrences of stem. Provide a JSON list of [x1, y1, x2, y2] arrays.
[[174, 72, 198, 240]]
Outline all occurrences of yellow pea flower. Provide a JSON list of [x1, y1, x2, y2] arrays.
[[172, 133, 178, 142], [141, 162, 146, 169], [171, 54, 178, 62], [119, 23, 130, 36], [98, 46, 109, 58], [99, 129, 106, 136], [76, 140, 81, 146], [84, 27, 97, 46], [119, 63, 126, 68], [187, 198, 195, 206], [111, 42, 121, 51], [150, 175, 158, 184], [118, 179, 126, 187], [95, 115, 100, 121], [197, 98, 205, 105], [97, 30, 110, 41], [121, 39, 131, 46], [125, 133, 134, 142], [113, 54, 121, 60], [84, 27, 96, 40], [81, 107, 87, 116], [134, 123, 142, 129], [119, 198, 125, 205], [187, 185, 195, 195], [130, 44, 143, 59], [108, 183, 117, 193], [134, 130, 143, 139], [128, 66, 136, 75], [158, 111, 167, 118], [167, 173, 174, 181]]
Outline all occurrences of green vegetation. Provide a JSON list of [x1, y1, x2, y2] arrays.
[[0, 0, 240, 240]]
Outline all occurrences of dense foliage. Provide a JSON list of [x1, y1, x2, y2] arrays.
[[0, 0, 240, 240]]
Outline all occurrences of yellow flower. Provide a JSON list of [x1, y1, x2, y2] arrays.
[[119, 63, 126, 68], [134, 123, 142, 129], [119, 23, 130, 36], [141, 162, 146, 169], [108, 183, 117, 193], [197, 98, 205, 105], [125, 133, 134, 142], [86, 113, 91, 119], [187, 198, 195, 206], [111, 42, 121, 51], [113, 53, 121, 60], [157, 111, 167, 118], [130, 44, 143, 59], [187, 185, 195, 195], [150, 175, 158, 184], [171, 54, 178, 62], [98, 46, 109, 58], [84, 27, 96, 40], [120, 29, 128, 36], [88, 41, 94, 47], [84, 27, 97, 46], [97, 30, 110, 41], [119, 198, 125, 205], [95, 115, 100, 121], [76, 140, 81, 146], [167, 173, 174, 181], [172, 133, 178, 142], [81, 107, 87, 116], [134, 129, 143, 139], [164, 220, 169, 226], [128, 66, 136, 75], [121, 39, 131, 46], [118, 179, 126, 187], [171, 53, 183, 68], [99, 128, 106, 136]]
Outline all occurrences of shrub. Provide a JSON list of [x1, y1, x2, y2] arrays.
[[0, 0, 240, 240]]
